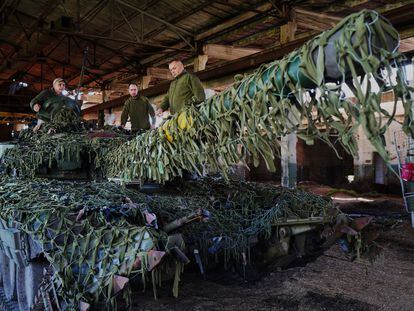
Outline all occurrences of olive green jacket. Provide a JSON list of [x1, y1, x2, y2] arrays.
[[121, 95, 155, 131], [160, 71, 205, 114]]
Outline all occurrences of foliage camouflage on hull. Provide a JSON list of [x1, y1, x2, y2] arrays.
[[0, 177, 375, 308], [146, 178, 376, 264], [149, 178, 335, 262], [104, 10, 413, 183], [0, 177, 183, 309]]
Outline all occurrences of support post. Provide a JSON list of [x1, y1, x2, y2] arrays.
[[411, 212, 414, 229], [280, 21, 297, 45], [194, 54, 208, 72], [281, 133, 297, 188], [141, 75, 151, 90], [99, 86, 107, 127]]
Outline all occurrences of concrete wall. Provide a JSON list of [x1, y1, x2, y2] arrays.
[[353, 101, 406, 191]]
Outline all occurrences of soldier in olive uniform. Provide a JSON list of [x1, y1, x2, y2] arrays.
[[30, 78, 80, 132], [120, 83, 155, 134], [157, 60, 205, 115]]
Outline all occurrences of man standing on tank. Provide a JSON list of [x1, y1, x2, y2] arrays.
[[156, 60, 205, 116], [30, 77, 68, 132]]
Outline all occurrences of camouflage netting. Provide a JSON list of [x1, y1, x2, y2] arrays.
[[0, 177, 183, 309], [105, 10, 413, 184], [2, 108, 128, 178], [147, 178, 337, 264], [0, 175, 373, 309]]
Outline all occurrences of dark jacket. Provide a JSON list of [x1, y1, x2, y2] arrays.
[[29, 88, 80, 121], [160, 71, 205, 114]]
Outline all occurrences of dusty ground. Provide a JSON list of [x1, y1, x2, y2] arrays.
[[131, 188, 414, 311]]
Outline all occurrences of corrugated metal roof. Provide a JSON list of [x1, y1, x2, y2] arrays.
[[0, 0, 413, 114]]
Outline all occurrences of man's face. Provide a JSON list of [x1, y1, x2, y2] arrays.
[[169, 61, 184, 78], [53, 81, 66, 95], [129, 84, 138, 97]]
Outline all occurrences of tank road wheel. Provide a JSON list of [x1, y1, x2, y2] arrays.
[[1, 253, 17, 301], [17, 261, 47, 311]]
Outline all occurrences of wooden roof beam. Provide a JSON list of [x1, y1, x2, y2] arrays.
[[115, 0, 194, 37], [143, 0, 220, 41], [203, 44, 262, 61], [195, 2, 274, 41], [0, 111, 35, 118], [293, 7, 342, 32], [146, 67, 172, 80], [400, 37, 414, 53], [36, 28, 192, 52]]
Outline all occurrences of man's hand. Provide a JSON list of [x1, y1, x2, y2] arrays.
[[156, 108, 164, 117], [33, 123, 42, 132], [33, 103, 41, 112]]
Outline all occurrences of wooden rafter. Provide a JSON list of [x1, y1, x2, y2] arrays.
[[195, 3, 274, 41], [294, 7, 341, 32], [203, 44, 262, 60]]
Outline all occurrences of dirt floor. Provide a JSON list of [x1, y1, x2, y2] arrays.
[[131, 188, 414, 311]]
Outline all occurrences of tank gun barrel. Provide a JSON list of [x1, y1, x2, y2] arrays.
[[106, 10, 412, 184]]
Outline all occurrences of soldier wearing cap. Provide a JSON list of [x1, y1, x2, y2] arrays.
[[30, 78, 80, 131]]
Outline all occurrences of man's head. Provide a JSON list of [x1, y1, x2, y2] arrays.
[[53, 78, 66, 95], [129, 83, 138, 97], [169, 60, 184, 78]]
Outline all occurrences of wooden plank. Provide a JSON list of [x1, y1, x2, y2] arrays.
[[0, 112, 35, 118], [203, 44, 261, 61], [399, 37, 414, 53], [141, 76, 152, 89], [146, 67, 172, 80], [294, 7, 341, 32], [294, 7, 341, 24]]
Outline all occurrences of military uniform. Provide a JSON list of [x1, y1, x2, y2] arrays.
[[121, 95, 155, 132], [30, 88, 80, 122], [160, 71, 205, 114]]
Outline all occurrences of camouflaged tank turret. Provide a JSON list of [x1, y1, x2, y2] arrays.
[[0, 108, 192, 310]]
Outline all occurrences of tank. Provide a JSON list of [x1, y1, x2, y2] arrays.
[[0, 9, 409, 310]]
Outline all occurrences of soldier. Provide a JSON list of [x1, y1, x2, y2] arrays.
[[30, 78, 80, 132], [157, 60, 205, 116], [120, 83, 155, 134]]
